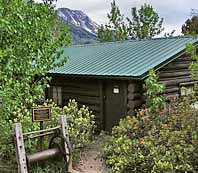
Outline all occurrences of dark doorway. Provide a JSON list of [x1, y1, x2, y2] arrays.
[[104, 81, 127, 131]]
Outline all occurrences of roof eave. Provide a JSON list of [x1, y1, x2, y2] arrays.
[[47, 73, 142, 81], [141, 39, 198, 80], [140, 50, 186, 80]]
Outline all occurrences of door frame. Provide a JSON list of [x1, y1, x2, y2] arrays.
[[102, 80, 128, 130]]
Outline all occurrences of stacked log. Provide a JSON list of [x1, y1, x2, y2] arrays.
[[127, 83, 143, 116], [158, 55, 196, 99]]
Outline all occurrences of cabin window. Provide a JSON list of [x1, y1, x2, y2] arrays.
[[180, 86, 194, 96], [52, 86, 62, 106], [179, 81, 198, 96]]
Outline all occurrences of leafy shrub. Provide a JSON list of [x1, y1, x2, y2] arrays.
[[186, 43, 198, 79], [0, 99, 95, 167], [45, 99, 95, 163], [30, 161, 67, 173], [145, 69, 165, 112], [103, 135, 132, 172], [103, 97, 198, 173], [0, 105, 41, 161], [0, 0, 71, 167]]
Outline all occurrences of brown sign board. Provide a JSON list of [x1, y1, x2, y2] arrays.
[[32, 106, 51, 122]]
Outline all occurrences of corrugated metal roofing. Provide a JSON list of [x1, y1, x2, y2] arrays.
[[49, 36, 198, 79]]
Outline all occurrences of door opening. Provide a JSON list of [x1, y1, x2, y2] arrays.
[[104, 81, 127, 131]]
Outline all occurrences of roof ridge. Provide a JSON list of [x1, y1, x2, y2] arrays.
[[68, 35, 198, 48], [70, 40, 132, 48]]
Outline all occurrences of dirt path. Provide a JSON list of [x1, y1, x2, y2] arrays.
[[73, 137, 108, 173]]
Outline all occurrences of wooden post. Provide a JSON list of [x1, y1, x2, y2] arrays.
[[59, 115, 73, 173], [99, 81, 104, 130], [13, 123, 28, 173], [40, 121, 44, 151]]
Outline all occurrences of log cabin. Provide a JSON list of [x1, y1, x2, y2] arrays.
[[47, 36, 198, 130]]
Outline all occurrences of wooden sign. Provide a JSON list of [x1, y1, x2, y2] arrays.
[[32, 106, 51, 122]]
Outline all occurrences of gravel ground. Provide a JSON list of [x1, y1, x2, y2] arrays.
[[73, 137, 108, 173]]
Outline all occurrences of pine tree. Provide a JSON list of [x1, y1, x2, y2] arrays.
[[127, 4, 164, 39], [98, 1, 164, 42], [182, 15, 198, 35], [98, 0, 128, 42]]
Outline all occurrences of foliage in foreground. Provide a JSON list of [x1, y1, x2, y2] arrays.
[[102, 68, 198, 172], [46, 99, 95, 163], [144, 69, 165, 112], [187, 42, 198, 79], [0, 0, 73, 170], [0, 0, 71, 120], [103, 96, 198, 173], [0, 100, 95, 170]]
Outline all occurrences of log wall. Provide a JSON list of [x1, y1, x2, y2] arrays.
[[127, 55, 196, 115], [127, 81, 143, 116], [158, 55, 196, 98], [48, 77, 103, 129]]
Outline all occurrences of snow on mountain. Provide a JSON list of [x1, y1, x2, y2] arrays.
[[57, 8, 99, 36]]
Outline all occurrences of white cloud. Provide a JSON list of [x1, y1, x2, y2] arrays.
[[35, 0, 198, 36]]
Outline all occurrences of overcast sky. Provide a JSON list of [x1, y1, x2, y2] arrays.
[[36, 0, 198, 36]]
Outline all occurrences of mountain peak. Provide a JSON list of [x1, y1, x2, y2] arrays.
[[57, 8, 99, 35]]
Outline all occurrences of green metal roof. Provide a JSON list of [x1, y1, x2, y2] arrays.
[[49, 36, 198, 79]]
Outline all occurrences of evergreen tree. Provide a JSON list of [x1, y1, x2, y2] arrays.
[[98, 24, 114, 42], [127, 3, 164, 40], [98, 0, 128, 42], [98, 1, 164, 42], [182, 15, 198, 35]]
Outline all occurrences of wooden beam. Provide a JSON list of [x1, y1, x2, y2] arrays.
[[175, 56, 191, 61], [160, 78, 193, 86], [179, 81, 198, 86], [23, 126, 60, 136], [127, 93, 142, 100], [127, 100, 142, 109], [63, 89, 100, 97], [166, 93, 179, 99], [99, 80, 104, 130], [59, 115, 73, 173], [13, 123, 28, 173], [164, 87, 179, 94], [62, 95, 100, 106], [123, 82, 128, 116], [128, 83, 141, 93], [159, 71, 191, 78], [62, 82, 99, 90], [162, 63, 190, 70]]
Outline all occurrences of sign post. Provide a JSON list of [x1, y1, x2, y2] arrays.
[[32, 106, 51, 122], [32, 106, 51, 150]]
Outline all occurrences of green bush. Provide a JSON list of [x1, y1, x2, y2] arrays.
[[45, 99, 95, 163], [0, 0, 71, 168], [103, 97, 198, 173], [0, 105, 41, 161], [0, 99, 95, 168], [145, 69, 165, 112]]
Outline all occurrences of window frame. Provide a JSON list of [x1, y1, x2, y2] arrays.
[[51, 86, 62, 106], [179, 81, 198, 97]]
